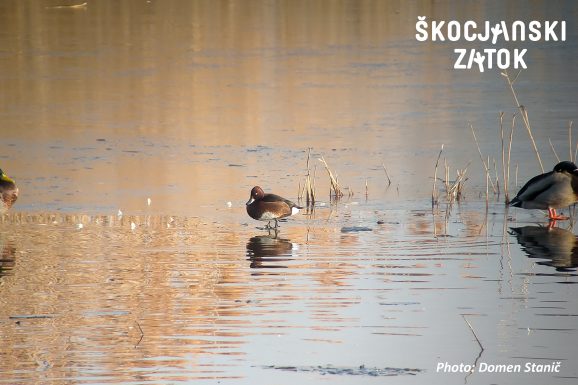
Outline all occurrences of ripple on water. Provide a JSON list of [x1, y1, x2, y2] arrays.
[[1, 205, 578, 384]]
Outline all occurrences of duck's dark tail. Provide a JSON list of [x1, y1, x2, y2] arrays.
[[509, 197, 522, 207]]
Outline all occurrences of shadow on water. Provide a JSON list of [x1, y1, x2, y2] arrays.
[[510, 225, 578, 273], [246, 233, 296, 269]]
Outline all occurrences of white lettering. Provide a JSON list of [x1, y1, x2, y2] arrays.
[[453, 49, 467, 69], [415, 16, 428, 41], [431, 21, 446, 41], [463, 21, 477, 41], [544, 21, 559, 41]]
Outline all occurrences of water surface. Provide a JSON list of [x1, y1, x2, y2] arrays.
[[1, 1, 578, 384]]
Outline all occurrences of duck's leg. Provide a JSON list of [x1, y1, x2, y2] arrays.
[[548, 208, 569, 220]]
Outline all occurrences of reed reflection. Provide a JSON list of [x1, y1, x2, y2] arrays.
[[510, 226, 578, 272], [246, 233, 296, 269], [0, 241, 16, 278]]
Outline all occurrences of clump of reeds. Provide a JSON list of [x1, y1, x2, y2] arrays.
[[299, 147, 316, 206], [319, 156, 344, 199], [431, 144, 470, 210], [470, 71, 577, 209], [444, 161, 469, 204]]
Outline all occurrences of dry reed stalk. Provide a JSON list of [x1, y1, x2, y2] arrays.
[[319, 156, 343, 199], [485, 156, 490, 208], [462, 315, 484, 353], [312, 165, 317, 199], [500, 112, 505, 192], [444, 158, 449, 194], [493, 158, 499, 195], [455, 167, 468, 200], [382, 163, 392, 186], [446, 164, 469, 203], [301, 148, 316, 206], [471, 123, 497, 194], [432, 145, 444, 207], [548, 138, 560, 162], [499, 112, 509, 203], [570, 121, 574, 162], [501, 70, 544, 172], [298, 181, 302, 200], [504, 114, 516, 203]]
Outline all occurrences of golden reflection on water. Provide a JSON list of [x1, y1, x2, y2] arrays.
[[0, 211, 382, 383], [0, 213, 249, 382], [3, 0, 558, 215], [1, 203, 578, 383], [1, 0, 578, 383]]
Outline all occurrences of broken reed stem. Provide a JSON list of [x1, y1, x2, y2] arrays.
[[134, 320, 144, 348], [312, 165, 317, 199], [444, 158, 449, 196], [486, 156, 490, 208], [382, 163, 392, 186], [300, 148, 316, 206], [493, 158, 499, 195], [505, 114, 516, 203], [548, 138, 560, 162], [462, 315, 484, 353], [432, 144, 444, 207], [501, 70, 544, 173], [319, 156, 343, 199], [570, 121, 574, 162], [471, 123, 497, 194], [500, 112, 506, 199], [307, 148, 316, 205], [446, 163, 469, 203]]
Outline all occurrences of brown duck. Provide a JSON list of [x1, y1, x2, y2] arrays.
[[246, 186, 302, 229]]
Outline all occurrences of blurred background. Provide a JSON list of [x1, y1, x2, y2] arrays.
[[1, 0, 577, 215]]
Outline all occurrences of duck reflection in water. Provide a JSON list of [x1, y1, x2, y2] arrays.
[[246, 234, 297, 269], [509, 225, 578, 272]]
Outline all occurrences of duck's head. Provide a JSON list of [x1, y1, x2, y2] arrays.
[[0, 169, 15, 184], [554, 161, 578, 176], [246, 186, 265, 205]]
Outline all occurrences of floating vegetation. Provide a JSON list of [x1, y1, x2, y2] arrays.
[[341, 226, 373, 233], [260, 364, 423, 377]]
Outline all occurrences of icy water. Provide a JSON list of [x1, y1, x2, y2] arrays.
[[1, 1, 578, 384]]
